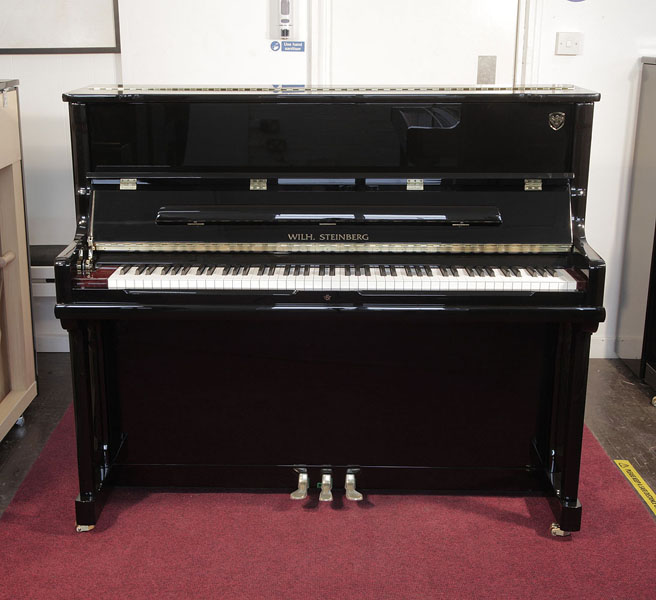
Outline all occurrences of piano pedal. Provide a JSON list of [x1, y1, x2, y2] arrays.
[[319, 471, 333, 502], [290, 470, 309, 500], [344, 472, 363, 501]]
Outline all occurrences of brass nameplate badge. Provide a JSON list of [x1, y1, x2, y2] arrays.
[[287, 233, 370, 241]]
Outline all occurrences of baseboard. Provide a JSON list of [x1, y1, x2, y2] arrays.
[[35, 333, 69, 353], [590, 336, 617, 359]]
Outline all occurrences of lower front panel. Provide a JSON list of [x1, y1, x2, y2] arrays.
[[104, 312, 558, 493]]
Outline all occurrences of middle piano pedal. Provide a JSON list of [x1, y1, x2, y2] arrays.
[[319, 471, 333, 502]]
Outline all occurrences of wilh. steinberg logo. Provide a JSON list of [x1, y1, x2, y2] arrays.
[[548, 111, 566, 131], [288, 233, 369, 241]]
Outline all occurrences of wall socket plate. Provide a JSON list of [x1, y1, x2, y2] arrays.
[[556, 32, 584, 56]]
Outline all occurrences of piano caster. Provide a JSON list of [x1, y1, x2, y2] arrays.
[[15, 415, 25, 427], [550, 522, 571, 537], [651, 396, 656, 407], [290, 471, 310, 500], [319, 471, 333, 502], [75, 523, 95, 533], [345, 473, 363, 501]]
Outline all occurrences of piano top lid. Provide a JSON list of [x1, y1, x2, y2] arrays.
[[63, 84, 601, 103]]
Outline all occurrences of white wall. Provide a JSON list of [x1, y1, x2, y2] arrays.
[[326, 0, 518, 85], [525, 0, 656, 357], [0, 53, 118, 244], [119, 0, 308, 84]]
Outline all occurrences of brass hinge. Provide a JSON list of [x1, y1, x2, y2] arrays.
[[407, 178, 424, 191], [120, 178, 138, 191], [250, 178, 267, 191], [524, 178, 542, 191]]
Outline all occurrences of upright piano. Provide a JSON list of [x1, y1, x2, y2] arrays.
[[56, 85, 605, 535]]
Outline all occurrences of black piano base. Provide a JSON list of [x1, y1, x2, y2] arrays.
[[74, 463, 581, 535], [64, 311, 596, 534]]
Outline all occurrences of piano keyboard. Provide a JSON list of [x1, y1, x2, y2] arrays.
[[107, 264, 580, 292]]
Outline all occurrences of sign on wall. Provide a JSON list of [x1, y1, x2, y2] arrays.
[[0, 0, 119, 53]]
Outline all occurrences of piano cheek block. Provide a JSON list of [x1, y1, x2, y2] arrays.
[[57, 84, 604, 534]]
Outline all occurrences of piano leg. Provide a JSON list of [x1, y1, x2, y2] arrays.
[[547, 323, 596, 536], [66, 323, 113, 531]]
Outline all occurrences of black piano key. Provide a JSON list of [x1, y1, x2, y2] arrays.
[[233, 266, 242, 276], [412, 266, 421, 277], [206, 266, 216, 275], [222, 266, 232, 275], [390, 266, 397, 276], [425, 266, 433, 276], [535, 267, 547, 276], [145, 265, 158, 275], [257, 266, 266, 276], [364, 266, 371, 276], [161, 265, 172, 276], [243, 266, 251, 276], [546, 267, 557, 277], [439, 266, 449, 277], [196, 265, 207, 275], [355, 266, 362, 276], [135, 264, 148, 275], [319, 265, 326, 276], [379, 266, 386, 276], [304, 265, 310, 276], [345, 265, 351, 276], [485, 267, 495, 277], [450, 267, 460, 277], [500, 267, 511, 277], [475, 266, 486, 277], [405, 266, 413, 277], [293, 265, 301, 276], [526, 267, 537, 277], [329, 265, 336, 276], [120, 264, 133, 275], [283, 265, 291, 276], [181, 266, 192, 275], [171, 265, 183, 275], [268, 265, 277, 275], [510, 267, 522, 277], [465, 266, 476, 277]]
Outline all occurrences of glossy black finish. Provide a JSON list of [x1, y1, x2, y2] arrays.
[[92, 184, 571, 247], [56, 87, 605, 532], [74, 101, 579, 175]]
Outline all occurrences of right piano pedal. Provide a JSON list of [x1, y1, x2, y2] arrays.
[[345, 472, 363, 501]]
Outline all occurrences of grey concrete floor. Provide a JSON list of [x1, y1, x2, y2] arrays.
[[0, 354, 655, 519]]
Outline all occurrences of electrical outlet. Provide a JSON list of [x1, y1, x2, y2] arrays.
[[555, 32, 584, 56]]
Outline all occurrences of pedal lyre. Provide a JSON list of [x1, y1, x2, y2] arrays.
[[319, 472, 333, 502], [345, 472, 363, 501], [290, 471, 309, 500]]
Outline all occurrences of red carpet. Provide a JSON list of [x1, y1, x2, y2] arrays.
[[1, 408, 655, 600]]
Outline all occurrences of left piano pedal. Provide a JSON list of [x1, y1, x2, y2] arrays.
[[290, 470, 309, 500]]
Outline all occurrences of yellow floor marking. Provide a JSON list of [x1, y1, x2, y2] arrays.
[[615, 460, 656, 517]]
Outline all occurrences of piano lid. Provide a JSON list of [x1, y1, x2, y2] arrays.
[[63, 84, 601, 103]]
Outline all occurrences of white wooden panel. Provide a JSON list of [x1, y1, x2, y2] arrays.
[[326, 0, 519, 85], [0, 0, 116, 50]]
